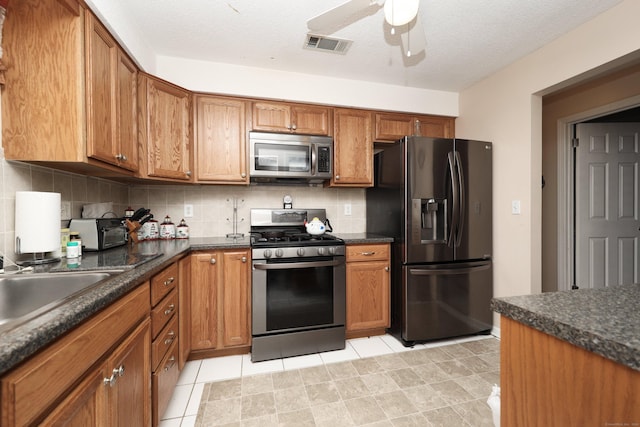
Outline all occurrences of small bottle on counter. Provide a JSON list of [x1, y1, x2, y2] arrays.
[[61, 228, 70, 255], [66, 240, 80, 259], [176, 219, 189, 239], [124, 206, 134, 218], [69, 232, 82, 256], [160, 215, 176, 239]]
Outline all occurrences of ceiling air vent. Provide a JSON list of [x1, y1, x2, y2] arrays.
[[304, 34, 352, 54]]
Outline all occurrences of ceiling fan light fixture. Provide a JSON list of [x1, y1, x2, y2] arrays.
[[383, 0, 419, 27]]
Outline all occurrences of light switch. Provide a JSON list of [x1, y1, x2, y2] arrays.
[[511, 200, 521, 215]]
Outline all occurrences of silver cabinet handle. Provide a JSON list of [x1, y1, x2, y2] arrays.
[[210, 258, 216, 264], [164, 304, 175, 316], [164, 331, 176, 345], [163, 277, 175, 286], [103, 365, 125, 387], [361, 251, 376, 256], [164, 356, 176, 372], [253, 259, 344, 270]]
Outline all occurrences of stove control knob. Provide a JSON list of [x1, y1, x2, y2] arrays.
[[328, 247, 336, 255], [317, 247, 326, 256], [263, 249, 272, 259], [297, 248, 305, 256], [275, 249, 284, 258]]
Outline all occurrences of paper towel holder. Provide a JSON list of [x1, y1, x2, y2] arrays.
[[15, 191, 62, 265]]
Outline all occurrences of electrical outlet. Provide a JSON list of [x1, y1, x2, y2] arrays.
[[61, 201, 71, 220], [184, 204, 194, 218], [344, 203, 352, 216]]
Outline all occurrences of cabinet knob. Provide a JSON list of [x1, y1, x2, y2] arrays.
[[335, 175, 340, 180], [291, 124, 297, 131], [114, 365, 125, 378], [115, 153, 127, 161], [385, 266, 389, 272], [186, 170, 192, 177], [210, 258, 217, 264], [241, 256, 247, 263], [241, 172, 246, 178]]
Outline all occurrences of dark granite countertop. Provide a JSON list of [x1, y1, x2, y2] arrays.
[[335, 233, 394, 244], [491, 283, 640, 371], [0, 236, 251, 375]]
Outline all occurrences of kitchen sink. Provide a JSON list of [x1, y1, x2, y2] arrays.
[[0, 271, 121, 331]]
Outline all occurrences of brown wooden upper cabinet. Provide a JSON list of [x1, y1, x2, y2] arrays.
[[138, 73, 193, 182], [374, 113, 455, 142], [194, 95, 249, 184], [252, 101, 331, 135], [1, 0, 139, 176], [331, 108, 373, 187], [85, 13, 138, 172]]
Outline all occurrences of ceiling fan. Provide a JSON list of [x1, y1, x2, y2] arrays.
[[307, 0, 426, 57]]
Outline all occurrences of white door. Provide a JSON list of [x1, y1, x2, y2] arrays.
[[575, 123, 640, 289]]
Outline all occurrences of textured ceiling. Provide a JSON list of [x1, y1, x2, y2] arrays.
[[90, 0, 623, 92]]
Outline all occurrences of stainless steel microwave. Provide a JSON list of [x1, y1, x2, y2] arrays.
[[249, 131, 333, 184]]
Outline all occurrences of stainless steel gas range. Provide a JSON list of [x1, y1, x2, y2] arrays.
[[250, 208, 346, 362]]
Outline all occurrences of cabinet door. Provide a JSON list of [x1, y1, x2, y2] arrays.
[[39, 368, 108, 427], [291, 105, 331, 135], [374, 113, 414, 142], [85, 14, 117, 166], [252, 102, 291, 132], [195, 96, 249, 183], [107, 319, 151, 427], [140, 74, 192, 181], [416, 115, 455, 138], [220, 250, 251, 347], [190, 253, 218, 350], [116, 51, 138, 171], [332, 108, 373, 186], [346, 260, 390, 332]]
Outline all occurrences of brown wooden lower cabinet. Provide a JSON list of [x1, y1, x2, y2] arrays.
[[501, 316, 640, 426], [189, 249, 251, 358], [345, 243, 391, 338], [0, 284, 151, 427]]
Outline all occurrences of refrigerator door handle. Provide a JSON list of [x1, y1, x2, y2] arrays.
[[447, 151, 459, 247], [454, 150, 465, 247], [409, 260, 491, 276]]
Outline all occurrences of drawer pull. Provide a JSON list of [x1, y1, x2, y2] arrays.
[[164, 331, 176, 345], [164, 356, 176, 372], [164, 304, 175, 316], [361, 251, 376, 256], [163, 277, 175, 286], [114, 365, 125, 378]]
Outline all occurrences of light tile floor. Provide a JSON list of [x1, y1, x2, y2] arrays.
[[160, 335, 499, 427]]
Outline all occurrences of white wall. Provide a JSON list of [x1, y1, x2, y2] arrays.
[[456, 0, 640, 317]]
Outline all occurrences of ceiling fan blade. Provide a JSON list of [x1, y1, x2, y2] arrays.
[[399, 15, 426, 57], [307, 0, 380, 32]]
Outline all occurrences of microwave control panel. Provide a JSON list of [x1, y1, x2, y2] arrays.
[[317, 146, 331, 173]]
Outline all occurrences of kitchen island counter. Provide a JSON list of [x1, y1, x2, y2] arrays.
[[491, 283, 640, 371], [492, 284, 640, 426], [0, 237, 250, 375]]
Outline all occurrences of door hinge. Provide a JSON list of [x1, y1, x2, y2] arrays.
[[572, 137, 579, 148]]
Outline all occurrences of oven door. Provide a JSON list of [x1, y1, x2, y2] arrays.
[[252, 256, 346, 336]]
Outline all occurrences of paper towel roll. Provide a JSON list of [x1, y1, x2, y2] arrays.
[[15, 191, 61, 253]]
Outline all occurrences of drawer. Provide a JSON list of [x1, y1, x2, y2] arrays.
[[153, 340, 179, 426], [151, 289, 177, 339], [346, 244, 390, 262], [152, 314, 178, 372], [151, 262, 179, 307]]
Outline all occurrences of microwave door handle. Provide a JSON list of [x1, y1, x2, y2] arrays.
[[310, 144, 317, 175]]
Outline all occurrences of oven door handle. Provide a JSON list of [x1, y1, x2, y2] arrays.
[[253, 259, 344, 270]]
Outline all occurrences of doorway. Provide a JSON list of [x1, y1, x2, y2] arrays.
[[573, 112, 640, 289]]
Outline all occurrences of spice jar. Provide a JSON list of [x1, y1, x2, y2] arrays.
[[69, 231, 82, 256]]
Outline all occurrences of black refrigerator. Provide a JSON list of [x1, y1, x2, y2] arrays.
[[367, 137, 493, 345]]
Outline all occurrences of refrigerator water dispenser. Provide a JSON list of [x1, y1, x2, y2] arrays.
[[412, 198, 447, 244]]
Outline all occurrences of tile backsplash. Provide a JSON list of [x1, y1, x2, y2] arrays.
[[0, 159, 365, 258]]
